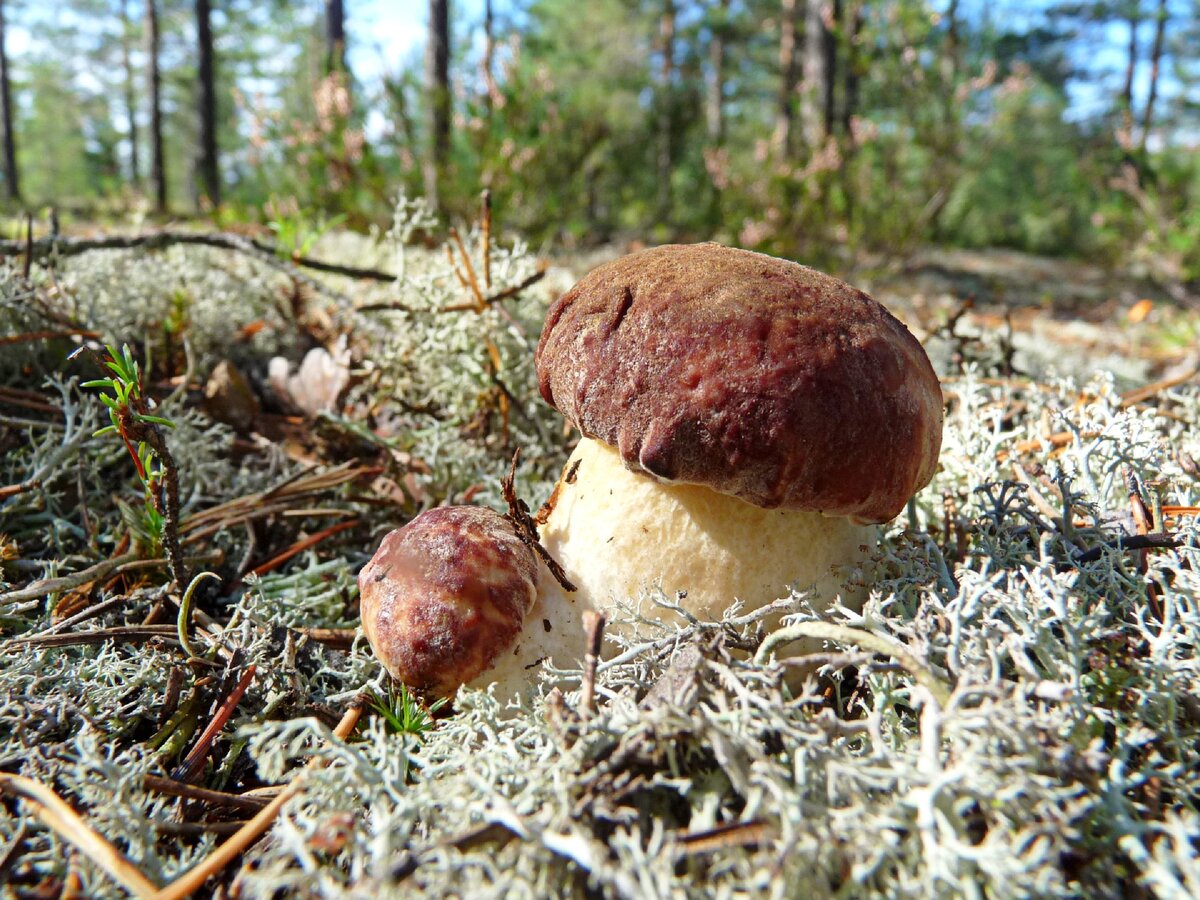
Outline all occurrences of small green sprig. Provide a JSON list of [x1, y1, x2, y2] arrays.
[[82, 343, 175, 438], [78, 343, 187, 587], [267, 203, 346, 260], [82, 344, 174, 535], [368, 683, 446, 738]]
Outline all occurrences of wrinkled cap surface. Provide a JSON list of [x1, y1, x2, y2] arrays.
[[358, 506, 538, 696], [536, 243, 943, 523]]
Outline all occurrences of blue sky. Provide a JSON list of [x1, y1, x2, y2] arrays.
[[348, 0, 487, 85]]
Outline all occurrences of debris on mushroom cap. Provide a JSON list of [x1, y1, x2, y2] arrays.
[[358, 506, 538, 697], [536, 242, 943, 523]]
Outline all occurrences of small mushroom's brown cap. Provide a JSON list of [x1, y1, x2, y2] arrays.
[[536, 243, 943, 523], [359, 506, 538, 696]]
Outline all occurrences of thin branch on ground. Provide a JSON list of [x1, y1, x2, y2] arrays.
[[0, 231, 395, 282]]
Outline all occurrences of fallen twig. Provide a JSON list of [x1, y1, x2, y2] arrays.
[[0, 551, 222, 608], [151, 820, 249, 838], [0, 231, 395, 282], [246, 519, 360, 578], [0, 328, 100, 346], [674, 819, 771, 856], [142, 775, 268, 814], [448, 227, 487, 311], [292, 627, 357, 650], [0, 478, 41, 500], [754, 621, 953, 708], [0, 384, 64, 415], [178, 462, 371, 543], [2, 625, 179, 651], [1119, 363, 1200, 407], [172, 663, 257, 784], [441, 266, 548, 312], [1125, 467, 1165, 620], [1072, 532, 1182, 564], [39, 592, 145, 637]]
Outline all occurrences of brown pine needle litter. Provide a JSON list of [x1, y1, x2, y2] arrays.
[[0, 774, 159, 898], [152, 700, 366, 900], [2, 202, 1199, 897]]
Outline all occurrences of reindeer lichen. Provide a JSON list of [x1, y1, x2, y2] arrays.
[[1, 208, 1198, 897]]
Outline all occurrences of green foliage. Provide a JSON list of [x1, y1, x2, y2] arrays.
[[367, 683, 446, 738], [81, 343, 177, 555], [82, 343, 176, 438], [266, 197, 347, 259], [942, 79, 1103, 254]]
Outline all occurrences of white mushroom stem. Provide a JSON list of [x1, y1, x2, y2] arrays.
[[474, 437, 876, 696], [546, 437, 874, 621]]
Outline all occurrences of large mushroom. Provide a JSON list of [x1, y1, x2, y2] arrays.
[[360, 243, 942, 698], [531, 242, 942, 622]]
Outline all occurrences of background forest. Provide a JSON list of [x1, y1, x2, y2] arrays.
[[0, 0, 1198, 280]]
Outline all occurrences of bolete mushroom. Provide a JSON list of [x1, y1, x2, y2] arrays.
[[528, 243, 943, 641], [360, 243, 942, 699], [358, 505, 539, 697]]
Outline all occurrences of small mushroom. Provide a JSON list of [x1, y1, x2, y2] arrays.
[[358, 506, 538, 697], [529, 242, 943, 645]]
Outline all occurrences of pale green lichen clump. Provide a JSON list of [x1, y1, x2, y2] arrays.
[[1, 206, 1199, 897]]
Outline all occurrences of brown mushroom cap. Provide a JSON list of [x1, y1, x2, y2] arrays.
[[358, 506, 538, 696], [536, 243, 943, 523]]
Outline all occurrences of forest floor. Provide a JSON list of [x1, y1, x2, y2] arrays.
[[1, 219, 1198, 898]]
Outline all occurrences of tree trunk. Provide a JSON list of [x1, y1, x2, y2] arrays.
[[194, 0, 220, 208], [1120, 2, 1140, 150], [823, 0, 840, 138], [325, 0, 347, 76], [483, 0, 495, 128], [0, 0, 19, 203], [656, 0, 676, 224], [940, 0, 960, 132], [774, 0, 799, 153], [119, 0, 140, 188], [146, 0, 166, 212], [424, 0, 450, 212], [1140, 0, 1167, 151], [841, 0, 862, 137], [840, 1, 863, 227], [706, 0, 730, 144], [801, 0, 828, 148]]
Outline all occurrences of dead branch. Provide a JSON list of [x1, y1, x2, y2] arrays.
[[1073, 532, 1182, 564], [500, 449, 576, 592], [0, 230, 394, 282]]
